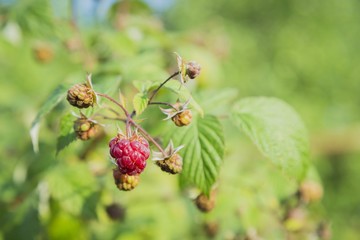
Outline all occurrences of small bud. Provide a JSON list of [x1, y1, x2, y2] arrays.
[[195, 190, 216, 213], [283, 207, 307, 232], [172, 109, 192, 127], [160, 100, 192, 127], [298, 181, 323, 203], [105, 203, 126, 221], [152, 140, 184, 174], [67, 83, 95, 109], [186, 61, 201, 79], [203, 221, 219, 239], [33, 45, 53, 63], [156, 153, 183, 174], [113, 169, 140, 191], [317, 222, 331, 240], [73, 117, 100, 141]]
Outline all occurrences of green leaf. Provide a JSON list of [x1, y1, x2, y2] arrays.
[[92, 75, 122, 96], [133, 80, 161, 92], [59, 113, 74, 136], [46, 163, 97, 216], [56, 133, 77, 155], [197, 88, 238, 114], [231, 97, 309, 181], [165, 115, 225, 195], [56, 113, 77, 154], [133, 92, 149, 115], [30, 84, 68, 153]]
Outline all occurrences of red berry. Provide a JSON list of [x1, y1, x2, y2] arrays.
[[109, 134, 150, 175]]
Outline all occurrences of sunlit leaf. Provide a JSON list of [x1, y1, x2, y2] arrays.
[[133, 80, 161, 92], [46, 163, 97, 216], [133, 92, 149, 115], [165, 115, 224, 195], [30, 84, 68, 152], [231, 97, 309, 181], [56, 113, 77, 154], [197, 88, 238, 113]]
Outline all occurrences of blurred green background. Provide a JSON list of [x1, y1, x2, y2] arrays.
[[1, 0, 360, 239]]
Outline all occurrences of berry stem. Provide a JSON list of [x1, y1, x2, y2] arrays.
[[148, 71, 180, 104], [98, 115, 126, 122], [96, 92, 130, 117], [128, 119, 166, 155], [149, 101, 177, 110], [125, 117, 131, 138]]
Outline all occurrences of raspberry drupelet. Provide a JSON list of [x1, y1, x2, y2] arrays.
[[109, 134, 150, 175]]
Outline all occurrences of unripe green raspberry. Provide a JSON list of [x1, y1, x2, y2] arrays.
[[172, 110, 192, 127], [105, 203, 126, 221], [73, 118, 100, 141], [113, 169, 140, 191], [67, 83, 94, 108], [156, 153, 182, 174]]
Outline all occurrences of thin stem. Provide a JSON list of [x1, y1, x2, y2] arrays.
[[95, 92, 165, 154], [149, 101, 177, 110], [126, 117, 131, 138], [129, 119, 165, 155], [148, 71, 179, 103], [98, 115, 126, 122], [96, 92, 129, 117], [130, 110, 136, 118], [107, 107, 121, 116]]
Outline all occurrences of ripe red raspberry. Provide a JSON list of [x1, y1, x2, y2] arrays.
[[109, 134, 150, 175]]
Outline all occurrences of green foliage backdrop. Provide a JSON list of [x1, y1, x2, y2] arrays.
[[1, 0, 359, 239]]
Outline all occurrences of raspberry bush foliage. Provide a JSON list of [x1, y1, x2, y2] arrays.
[[31, 52, 312, 194], [30, 52, 326, 238], [5, 1, 328, 238]]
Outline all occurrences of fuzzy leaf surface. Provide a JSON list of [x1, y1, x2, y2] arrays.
[[56, 113, 77, 154], [30, 84, 68, 152], [133, 92, 149, 115], [231, 97, 309, 181], [165, 115, 224, 195]]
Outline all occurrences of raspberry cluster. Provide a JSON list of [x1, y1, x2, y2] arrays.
[[109, 134, 150, 176]]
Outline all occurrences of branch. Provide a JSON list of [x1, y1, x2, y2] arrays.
[[148, 71, 179, 103], [129, 119, 165, 155], [149, 101, 176, 109], [96, 92, 129, 117]]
